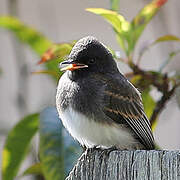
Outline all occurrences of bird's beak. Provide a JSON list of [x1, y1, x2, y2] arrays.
[[60, 60, 88, 71]]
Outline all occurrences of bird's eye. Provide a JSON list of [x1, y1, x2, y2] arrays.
[[88, 59, 95, 64]]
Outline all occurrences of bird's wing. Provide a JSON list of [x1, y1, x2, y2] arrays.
[[101, 74, 155, 149]]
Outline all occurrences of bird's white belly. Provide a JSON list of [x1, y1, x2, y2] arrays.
[[59, 106, 137, 149]]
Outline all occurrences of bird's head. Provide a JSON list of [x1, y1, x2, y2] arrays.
[[60, 36, 118, 75]]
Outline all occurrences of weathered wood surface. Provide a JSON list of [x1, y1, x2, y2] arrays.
[[66, 150, 180, 180]]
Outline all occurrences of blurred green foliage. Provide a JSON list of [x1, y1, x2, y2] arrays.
[[2, 114, 39, 180], [39, 108, 65, 180], [1, 0, 180, 179], [0, 16, 52, 55], [0, 16, 74, 81], [22, 162, 42, 177]]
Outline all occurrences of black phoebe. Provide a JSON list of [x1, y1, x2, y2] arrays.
[[56, 36, 155, 150]]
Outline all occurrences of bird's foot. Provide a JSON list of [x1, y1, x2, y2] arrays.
[[99, 146, 118, 159], [83, 146, 118, 159], [83, 146, 100, 157], [81, 145, 87, 152]]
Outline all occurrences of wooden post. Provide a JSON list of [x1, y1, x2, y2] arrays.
[[66, 150, 180, 180]]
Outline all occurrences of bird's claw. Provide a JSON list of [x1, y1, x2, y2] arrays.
[[99, 146, 118, 159]]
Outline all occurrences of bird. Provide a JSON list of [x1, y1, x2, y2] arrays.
[[56, 36, 155, 150]]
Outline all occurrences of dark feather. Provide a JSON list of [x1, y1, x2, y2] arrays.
[[96, 73, 155, 150]]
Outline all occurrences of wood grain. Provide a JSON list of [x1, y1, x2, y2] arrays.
[[66, 150, 180, 180]]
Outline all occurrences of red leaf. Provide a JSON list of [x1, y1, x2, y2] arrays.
[[155, 0, 167, 8], [37, 42, 75, 65], [38, 46, 56, 64]]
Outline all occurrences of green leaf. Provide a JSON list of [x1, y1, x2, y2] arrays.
[[131, 0, 167, 47], [87, 1, 167, 55], [116, 33, 127, 53], [86, 8, 130, 34], [86, 8, 131, 53], [38, 42, 75, 81], [0, 16, 74, 81], [39, 107, 65, 180], [154, 34, 180, 43], [38, 42, 76, 65], [175, 73, 180, 110], [151, 117, 159, 132], [142, 89, 156, 120], [0, 16, 52, 55], [2, 113, 39, 180], [138, 35, 180, 63], [130, 75, 143, 85], [23, 163, 42, 176], [110, 0, 120, 12], [39, 107, 82, 176]]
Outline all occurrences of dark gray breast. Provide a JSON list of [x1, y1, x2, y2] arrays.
[[56, 71, 107, 121]]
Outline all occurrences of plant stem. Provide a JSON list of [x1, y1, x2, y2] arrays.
[[150, 84, 178, 125], [128, 60, 180, 126]]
